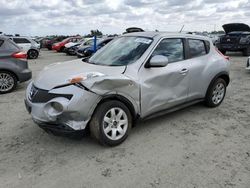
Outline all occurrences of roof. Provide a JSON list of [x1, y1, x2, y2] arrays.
[[123, 31, 211, 41]]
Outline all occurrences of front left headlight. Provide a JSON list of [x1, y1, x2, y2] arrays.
[[240, 36, 250, 44]]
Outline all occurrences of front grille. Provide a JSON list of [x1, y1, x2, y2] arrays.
[[221, 36, 239, 44], [29, 85, 72, 103]]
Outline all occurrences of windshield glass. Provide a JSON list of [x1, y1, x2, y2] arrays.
[[88, 36, 153, 66]]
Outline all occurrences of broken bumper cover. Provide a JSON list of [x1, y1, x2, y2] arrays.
[[25, 82, 101, 133]]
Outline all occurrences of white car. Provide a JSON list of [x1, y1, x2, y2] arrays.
[[64, 38, 85, 48], [10, 37, 40, 59], [246, 57, 250, 70]]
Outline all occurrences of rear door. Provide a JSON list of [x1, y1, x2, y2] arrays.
[[139, 38, 191, 117], [186, 39, 211, 100]]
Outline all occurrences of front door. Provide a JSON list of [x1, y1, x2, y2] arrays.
[[139, 38, 190, 118]]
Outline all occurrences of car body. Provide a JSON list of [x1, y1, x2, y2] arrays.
[[63, 38, 92, 56], [216, 23, 250, 56], [9, 36, 40, 59], [25, 32, 230, 146], [76, 37, 113, 58], [64, 38, 85, 49], [0, 36, 32, 94], [64, 43, 81, 56], [75, 38, 98, 57], [45, 36, 67, 50], [52, 36, 82, 52], [246, 57, 250, 70]]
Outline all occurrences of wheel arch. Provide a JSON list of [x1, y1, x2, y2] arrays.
[[95, 94, 139, 123], [206, 71, 230, 96]]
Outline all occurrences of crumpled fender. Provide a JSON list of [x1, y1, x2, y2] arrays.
[[82, 74, 140, 114]]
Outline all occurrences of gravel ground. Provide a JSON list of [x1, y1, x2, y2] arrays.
[[0, 50, 250, 188]]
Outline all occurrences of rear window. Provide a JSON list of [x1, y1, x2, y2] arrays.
[[13, 38, 31, 44], [188, 39, 207, 58]]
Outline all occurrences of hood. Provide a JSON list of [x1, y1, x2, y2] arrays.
[[34, 59, 126, 90], [65, 42, 77, 48], [223, 23, 250, 34]]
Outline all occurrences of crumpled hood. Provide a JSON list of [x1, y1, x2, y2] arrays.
[[34, 59, 126, 90], [223, 23, 250, 34]]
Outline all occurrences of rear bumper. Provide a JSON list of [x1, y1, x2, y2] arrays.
[[18, 69, 32, 82]]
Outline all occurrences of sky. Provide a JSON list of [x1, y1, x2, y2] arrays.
[[0, 0, 250, 36]]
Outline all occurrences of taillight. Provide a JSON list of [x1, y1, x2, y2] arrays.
[[216, 48, 229, 61], [12, 52, 27, 59]]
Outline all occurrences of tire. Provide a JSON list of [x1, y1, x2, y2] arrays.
[[28, 49, 39, 59], [59, 46, 65, 52], [89, 100, 132, 146], [242, 46, 250, 56], [0, 71, 18, 94], [205, 78, 227, 107]]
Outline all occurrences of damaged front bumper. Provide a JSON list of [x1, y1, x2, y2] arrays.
[[25, 82, 101, 133]]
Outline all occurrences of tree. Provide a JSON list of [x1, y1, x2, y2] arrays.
[[85, 30, 103, 37]]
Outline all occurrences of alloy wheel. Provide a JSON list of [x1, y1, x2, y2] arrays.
[[212, 83, 225, 105], [0, 72, 15, 92], [102, 107, 128, 141]]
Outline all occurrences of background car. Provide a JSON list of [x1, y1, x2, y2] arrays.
[[76, 37, 114, 58], [52, 36, 82, 52], [9, 36, 40, 59], [216, 23, 250, 56], [64, 38, 85, 49], [44, 36, 67, 50], [75, 38, 98, 57], [0, 36, 32, 94]]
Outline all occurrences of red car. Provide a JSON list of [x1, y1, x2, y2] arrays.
[[52, 37, 82, 52]]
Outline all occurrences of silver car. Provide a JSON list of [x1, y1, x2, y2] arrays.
[[25, 32, 230, 146]]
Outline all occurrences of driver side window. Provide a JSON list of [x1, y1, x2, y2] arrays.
[[152, 38, 184, 63]]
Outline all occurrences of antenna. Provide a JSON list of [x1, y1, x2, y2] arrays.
[[179, 25, 185, 33]]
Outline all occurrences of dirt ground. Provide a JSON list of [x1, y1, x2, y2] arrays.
[[0, 50, 250, 188]]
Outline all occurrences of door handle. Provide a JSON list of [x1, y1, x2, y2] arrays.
[[180, 68, 189, 74]]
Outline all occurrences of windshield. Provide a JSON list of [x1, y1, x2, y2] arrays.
[[88, 36, 153, 66]]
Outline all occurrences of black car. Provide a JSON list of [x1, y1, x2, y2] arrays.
[[64, 43, 81, 55], [0, 36, 32, 94], [216, 23, 250, 56]]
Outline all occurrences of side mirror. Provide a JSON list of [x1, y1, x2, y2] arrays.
[[146, 55, 169, 68]]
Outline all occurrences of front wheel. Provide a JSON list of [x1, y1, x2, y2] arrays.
[[0, 71, 17, 94], [243, 47, 250, 56], [89, 100, 132, 146], [205, 78, 227, 107]]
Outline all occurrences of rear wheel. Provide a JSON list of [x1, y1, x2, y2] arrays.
[[0, 71, 17, 94], [242, 46, 250, 56], [89, 100, 132, 146], [205, 78, 226, 107], [28, 49, 39, 59]]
